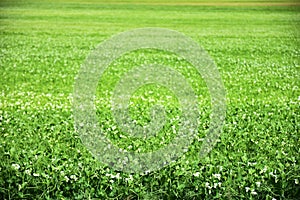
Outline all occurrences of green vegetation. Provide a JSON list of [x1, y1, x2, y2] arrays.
[[0, 0, 299, 199]]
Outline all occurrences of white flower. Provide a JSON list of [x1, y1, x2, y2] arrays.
[[64, 176, 69, 182], [205, 182, 211, 189], [295, 179, 299, 184], [213, 173, 221, 180], [281, 151, 287, 156], [144, 170, 150, 175], [193, 172, 200, 177], [260, 166, 268, 174], [298, 96, 300, 101], [12, 164, 20, 170], [33, 173, 40, 177], [272, 198, 277, 200], [251, 190, 257, 195], [125, 174, 133, 182], [245, 187, 250, 192], [247, 162, 257, 166], [70, 175, 77, 181], [25, 169, 31, 175], [115, 173, 121, 179], [256, 182, 261, 187]]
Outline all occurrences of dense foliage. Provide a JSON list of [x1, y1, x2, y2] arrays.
[[0, 0, 299, 199]]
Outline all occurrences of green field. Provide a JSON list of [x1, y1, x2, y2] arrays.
[[1, 0, 300, 199]]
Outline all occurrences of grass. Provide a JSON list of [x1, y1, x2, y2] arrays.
[[0, 0, 300, 199]]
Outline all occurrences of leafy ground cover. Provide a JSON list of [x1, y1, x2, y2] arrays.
[[0, 0, 299, 199]]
